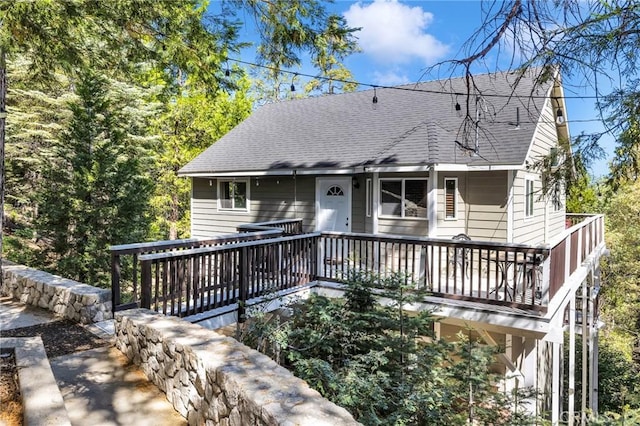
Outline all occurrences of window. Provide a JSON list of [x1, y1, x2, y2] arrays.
[[379, 178, 427, 218], [218, 179, 249, 211], [444, 178, 457, 219], [326, 185, 344, 196], [525, 178, 534, 217], [366, 178, 373, 217]]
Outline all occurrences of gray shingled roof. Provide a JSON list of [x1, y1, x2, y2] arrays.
[[179, 69, 554, 175]]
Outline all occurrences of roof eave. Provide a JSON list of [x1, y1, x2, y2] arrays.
[[178, 162, 525, 177], [433, 163, 523, 172]]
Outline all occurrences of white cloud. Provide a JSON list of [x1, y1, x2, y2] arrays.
[[372, 69, 411, 86], [344, 0, 449, 65]]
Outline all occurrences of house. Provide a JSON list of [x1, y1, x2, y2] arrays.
[[112, 69, 605, 424], [179, 68, 569, 246]]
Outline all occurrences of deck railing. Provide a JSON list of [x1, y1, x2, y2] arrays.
[[112, 214, 604, 317], [109, 230, 283, 313], [318, 232, 549, 311], [548, 214, 604, 300], [566, 213, 595, 228], [237, 218, 304, 235], [138, 233, 318, 319]]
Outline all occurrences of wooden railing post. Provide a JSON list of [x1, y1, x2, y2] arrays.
[[132, 254, 138, 303], [238, 246, 249, 323], [111, 252, 121, 314], [140, 259, 152, 309], [311, 235, 318, 280]]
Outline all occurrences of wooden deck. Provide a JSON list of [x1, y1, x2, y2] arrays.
[[109, 215, 605, 318]]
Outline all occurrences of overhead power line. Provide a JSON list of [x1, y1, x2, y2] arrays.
[[226, 57, 617, 101]]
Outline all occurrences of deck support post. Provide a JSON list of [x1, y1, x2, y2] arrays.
[[551, 340, 562, 425], [591, 327, 599, 417], [568, 293, 576, 425], [582, 277, 593, 421], [505, 333, 515, 394], [521, 337, 538, 415], [591, 267, 601, 415], [581, 281, 588, 423]]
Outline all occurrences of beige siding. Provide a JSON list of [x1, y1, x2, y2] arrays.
[[191, 176, 315, 237], [435, 171, 507, 242], [351, 174, 367, 233], [377, 218, 428, 236], [466, 171, 508, 242], [512, 170, 545, 244], [547, 182, 567, 237], [548, 207, 566, 236], [512, 99, 566, 244]]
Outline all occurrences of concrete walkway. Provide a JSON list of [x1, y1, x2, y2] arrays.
[[0, 297, 186, 426]]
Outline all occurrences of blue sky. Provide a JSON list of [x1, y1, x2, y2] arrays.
[[224, 0, 615, 177]]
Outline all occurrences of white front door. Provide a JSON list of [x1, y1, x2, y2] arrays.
[[316, 177, 351, 232]]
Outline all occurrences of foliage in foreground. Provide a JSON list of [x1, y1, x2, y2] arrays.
[[563, 332, 640, 417], [34, 72, 158, 286], [2, 0, 360, 287], [238, 272, 538, 425]]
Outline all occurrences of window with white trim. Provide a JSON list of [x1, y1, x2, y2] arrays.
[[444, 178, 457, 220], [366, 178, 373, 217], [525, 178, 534, 217], [218, 179, 249, 211], [379, 178, 427, 218]]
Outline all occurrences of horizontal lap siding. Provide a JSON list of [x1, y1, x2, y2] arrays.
[[512, 170, 544, 244], [548, 208, 566, 236], [191, 178, 219, 236], [191, 177, 315, 237], [352, 174, 366, 233], [377, 218, 428, 236], [465, 171, 508, 242], [513, 100, 564, 245]]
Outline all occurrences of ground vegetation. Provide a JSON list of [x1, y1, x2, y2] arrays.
[[238, 272, 540, 425]]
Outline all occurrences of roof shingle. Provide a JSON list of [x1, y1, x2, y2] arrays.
[[179, 69, 553, 175]]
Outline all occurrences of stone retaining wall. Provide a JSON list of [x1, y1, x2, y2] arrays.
[[115, 309, 360, 426], [1, 263, 112, 324]]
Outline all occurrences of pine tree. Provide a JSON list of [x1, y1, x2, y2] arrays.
[[5, 58, 74, 229], [305, 14, 360, 95], [36, 71, 159, 286], [149, 74, 252, 239]]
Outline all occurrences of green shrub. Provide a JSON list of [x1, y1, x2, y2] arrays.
[[239, 271, 540, 425]]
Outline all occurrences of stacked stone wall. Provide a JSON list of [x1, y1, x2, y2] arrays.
[[115, 309, 360, 426], [1, 263, 112, 324]]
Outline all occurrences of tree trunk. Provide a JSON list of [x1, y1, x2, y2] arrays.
[[169, 192, 178, 240], [0, 49, 6, 287]]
